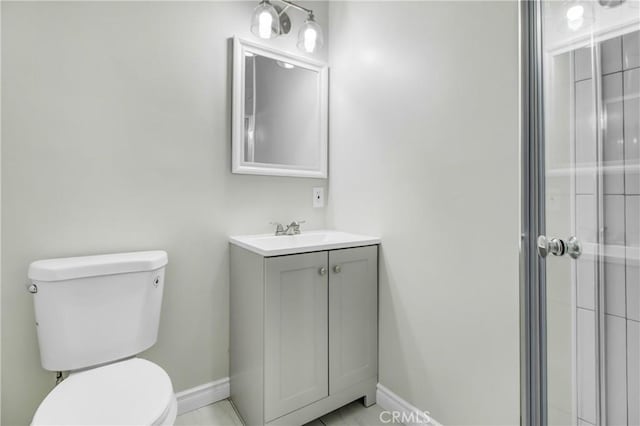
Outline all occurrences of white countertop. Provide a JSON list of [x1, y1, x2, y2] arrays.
[[229, 230, 381, 257]]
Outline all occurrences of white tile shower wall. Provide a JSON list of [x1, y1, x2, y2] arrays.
[[576, 194, 597, 309], [627, 197, 640, 321], [627, 262, 640, 321], [577, 195, 598, 243], [604, 195, 626, 317], [626, 196, 640, 247], [601, 37, 622, 76], [578, 257, 597, 310], [624, 198, 639, 421], [605, 314, 627, 425], [577, 308, 597, 424], [604, 195, 625, 244], [575, 79, 597, 195], [574, 31, 640, 426], [627, 320, 640, 426], [602, 72, 624, 194], [605, 258, 626, 317], [623, 32, 640, 69], [575, 47, 593, 81], [624, 68, 640, 194]]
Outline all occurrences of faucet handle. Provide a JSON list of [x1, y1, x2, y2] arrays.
[[288, 220, 305, 235], [270, 222, 285, 235]]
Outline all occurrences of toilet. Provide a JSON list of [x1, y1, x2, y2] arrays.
[[27, 251, 177, 426]]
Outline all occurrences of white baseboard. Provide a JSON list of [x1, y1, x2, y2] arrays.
[[175, 377, 230, 415], [174, 379, 441, 425], [376, 383, 442, 426]]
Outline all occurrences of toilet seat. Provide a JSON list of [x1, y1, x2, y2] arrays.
[[32, 358, 176, 426]]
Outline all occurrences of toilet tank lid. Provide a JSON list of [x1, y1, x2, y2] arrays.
[[28, 251, 168, 282]]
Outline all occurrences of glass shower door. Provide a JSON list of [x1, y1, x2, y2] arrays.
[[539, 1, 640, 425]]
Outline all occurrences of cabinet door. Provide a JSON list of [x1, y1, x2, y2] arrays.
[[329, 245, 378, 394], [264, 251, 329, 422]]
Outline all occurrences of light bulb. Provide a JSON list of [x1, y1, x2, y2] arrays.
[[566, 4, 584, 30], [303, 28, 317, 53], [258, 11, 273, 39], [566, 4, 584, 20], [297, 14, 323, 54], [250, 1, 280, 40]]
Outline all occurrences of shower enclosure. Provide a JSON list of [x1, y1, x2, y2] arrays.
[[522, 1, 640, 425]]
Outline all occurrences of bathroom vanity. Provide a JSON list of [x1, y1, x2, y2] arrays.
[[229, 231, 380, 425]]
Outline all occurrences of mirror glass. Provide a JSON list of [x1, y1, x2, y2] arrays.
[[232, 38, 328, 178]]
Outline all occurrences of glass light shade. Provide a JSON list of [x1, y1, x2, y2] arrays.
[[297, 16, 323, 53], [566, 4, 585, 30], [251, 1, 280, 40]]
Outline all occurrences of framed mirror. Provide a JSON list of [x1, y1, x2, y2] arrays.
[[232, 37, 328, 178]]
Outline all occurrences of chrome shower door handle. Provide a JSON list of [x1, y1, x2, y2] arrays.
[[537, 235, 581, 259], [537, 235, 565, 257], [566, 236, 582, 259]]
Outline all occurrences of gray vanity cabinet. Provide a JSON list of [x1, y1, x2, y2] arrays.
[[230, 244, 378, 426], [264, 252, 329, 422], [328, 246, 378, 395]]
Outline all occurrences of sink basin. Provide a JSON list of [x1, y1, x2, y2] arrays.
[[229, 230, 381, 256]]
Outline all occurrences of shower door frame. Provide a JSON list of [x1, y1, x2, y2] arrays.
[[520, 2, 547, 425], [521, 2, 594, 425], [521, 1, 631, 424]]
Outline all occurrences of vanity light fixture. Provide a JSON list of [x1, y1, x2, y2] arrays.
[[250, 0, 324, 54], [566, 3, 585, 30]]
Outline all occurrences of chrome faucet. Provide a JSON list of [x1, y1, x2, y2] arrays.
[[270, 221, 305, 236], [285, 221, 305, 235]]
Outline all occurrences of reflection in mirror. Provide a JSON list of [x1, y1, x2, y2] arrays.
[[232, 37, 328, 178], [243, 54, 320, 169]]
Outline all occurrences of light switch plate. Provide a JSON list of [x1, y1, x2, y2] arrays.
[[313, 187, 324, 208]]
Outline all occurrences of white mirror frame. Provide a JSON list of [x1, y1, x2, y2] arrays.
[[232, 37, 328, 178]]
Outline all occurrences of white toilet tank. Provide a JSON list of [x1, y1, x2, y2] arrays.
[[27, 251, 168, 372]]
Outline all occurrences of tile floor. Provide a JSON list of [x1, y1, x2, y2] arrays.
[[175, 399, 388, 426]]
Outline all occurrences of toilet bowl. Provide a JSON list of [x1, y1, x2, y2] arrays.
[[27, 251, 174, 425], [32, 358, 177, 426]]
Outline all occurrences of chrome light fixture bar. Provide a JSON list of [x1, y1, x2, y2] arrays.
[[598, 0, 625, 7], [250, 0, 324, 54]]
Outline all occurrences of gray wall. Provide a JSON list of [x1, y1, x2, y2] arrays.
[[327, 2, 520, 424], [0, 2, 328, 424]]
